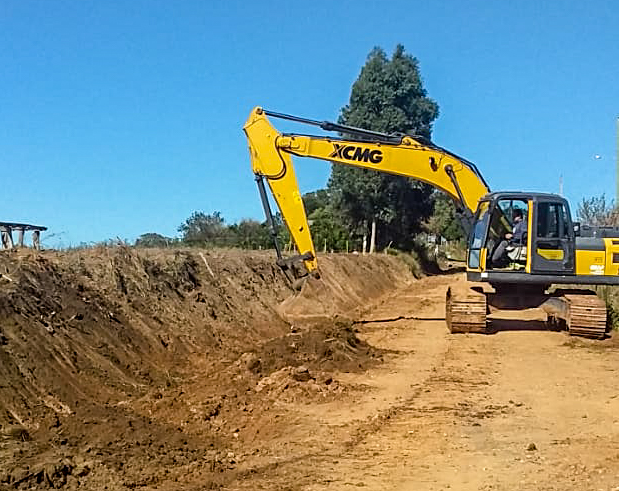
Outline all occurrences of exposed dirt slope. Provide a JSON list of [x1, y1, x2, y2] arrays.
[[0, 247, 412, 489]]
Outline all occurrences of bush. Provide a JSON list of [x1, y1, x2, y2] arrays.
[[597, 285, 619, 331], [385, 248, 424, 278]]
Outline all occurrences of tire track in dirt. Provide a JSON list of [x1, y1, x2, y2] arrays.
[[299, 323, 505, 490]]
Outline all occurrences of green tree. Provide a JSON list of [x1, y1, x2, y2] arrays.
[[178, 211, 229, 246], [229, 219, 271, 249], [301, 189, 351, 252], [135, 233, 175, 248], [329, 45, 439, 252], [308, 206, 349, 252], [256, 212, 291, 252], [426, 193, 465, 242], [302, 189, 330, 216]]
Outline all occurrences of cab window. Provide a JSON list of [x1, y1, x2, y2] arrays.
[[488, 199, 528, 245], [537, 202, 568, 238], [468, 202, 490, 268]]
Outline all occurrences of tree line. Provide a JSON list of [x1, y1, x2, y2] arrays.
[[136, 191, 462, 252], [137, 45, 471, 252]]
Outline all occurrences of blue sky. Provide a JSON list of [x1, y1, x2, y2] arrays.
[[1, 0, 618, 246]]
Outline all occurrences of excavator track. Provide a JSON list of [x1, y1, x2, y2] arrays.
[[561, 292, 607, 339], [446, 286, 487, 334], [447, 285, 607, 339]]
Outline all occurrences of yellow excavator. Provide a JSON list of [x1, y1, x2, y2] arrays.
[[244, 107, 619, 339]]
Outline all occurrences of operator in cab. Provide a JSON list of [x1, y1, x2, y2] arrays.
[[491, 209, 527, 267]]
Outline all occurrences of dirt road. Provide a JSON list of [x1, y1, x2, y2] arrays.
[[230, 274, 619, 491]]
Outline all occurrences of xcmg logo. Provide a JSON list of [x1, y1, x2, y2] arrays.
[[329, 143, 383, 164]]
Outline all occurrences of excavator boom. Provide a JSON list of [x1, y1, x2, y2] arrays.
[[243, 107, 490, 275]]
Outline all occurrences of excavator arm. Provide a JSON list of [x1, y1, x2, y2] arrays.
[[243, 107, 490, 277]]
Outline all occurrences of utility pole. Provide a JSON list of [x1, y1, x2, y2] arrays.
[[617, 116, 619, 202]]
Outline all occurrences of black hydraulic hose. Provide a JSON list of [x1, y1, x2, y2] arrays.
[[263, 109, 399, 141], [255, 174, 283, 261]]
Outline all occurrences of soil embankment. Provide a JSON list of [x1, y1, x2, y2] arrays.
[[0, 247, 412, 489]]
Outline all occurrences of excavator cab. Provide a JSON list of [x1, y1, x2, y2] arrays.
[[467, 192, 576, 281], [453, 191, 611, 338]]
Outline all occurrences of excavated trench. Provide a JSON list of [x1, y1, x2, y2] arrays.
[[0, 247, 413, 490]]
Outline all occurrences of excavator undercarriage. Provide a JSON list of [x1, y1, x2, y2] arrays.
[[446, 285, 607, 339]]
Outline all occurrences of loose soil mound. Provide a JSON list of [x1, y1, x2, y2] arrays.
[[248, 319, 382, 376], [0, 247, 412, 489]]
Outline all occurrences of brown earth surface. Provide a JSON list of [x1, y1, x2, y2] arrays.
[[2, 248, 619, 490]]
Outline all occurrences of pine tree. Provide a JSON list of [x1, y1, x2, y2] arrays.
[[328, 45, 439, 251]]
